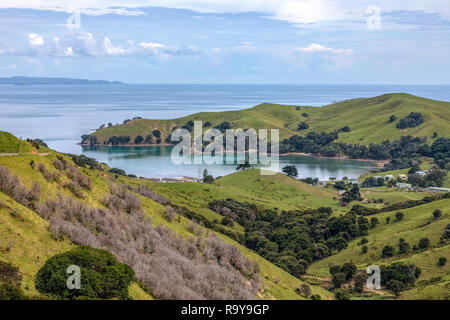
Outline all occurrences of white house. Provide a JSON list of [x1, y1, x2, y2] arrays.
[[398, 174, 407, 180], [415, 171, 426, 176], [397, 182, 412, 189]]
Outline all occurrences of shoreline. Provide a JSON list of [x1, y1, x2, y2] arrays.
[[81, 142, 387, 169], [280, 152, 388, 168]]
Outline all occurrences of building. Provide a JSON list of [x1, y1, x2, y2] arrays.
[[397, 182, 412, 189], [415, 171, 426, 176], [398, 174, 407, 180], [427, 187, 450, 193]]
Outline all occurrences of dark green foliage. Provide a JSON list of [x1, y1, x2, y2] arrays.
[[333, 181, 347, 190], [387, 280, 404, 298], [334, 289, 350, 300], [134, 135, 144, 144], [203, 121, 212, 127], [389, 115, 397, 123], [361, 245, 368, 254], [353, 273, 367, 293], [202, 169, 214, 184], [282, 165, 298, 177], [382, 245, 396, 258], [396, 112, 424, 129], [310, 294, 321, 300], [438, 257, 447, 266], [380, 263, 421, 289], [35, 246, 134, 300], [108, 168, 126, 176], [221, 216, 234, 227], [297, 122, 309, 131], [418, 237, 430, 249], [108, 136, 131, 145], [357, 237, 368, 245], [0, 261, 22, 284], [215, 121, 232, 133], [152, 130, 161, 139], [0, 282, 27, 300], [70, 154, 102, 170], [341, 184, 362, 203], [361, 176, 385, 187], [398, 239, 410, 254], [144, 135, 153, 144], [301, 113, 309, 117], [395, 211, 404, 221], [339, 126, 351, 133], [330, 263, 356, 288], [433, 209, 442, 219], [300, 177, 319, 185]]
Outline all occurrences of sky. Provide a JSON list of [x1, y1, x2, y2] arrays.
[[0, 1, 449, 84]]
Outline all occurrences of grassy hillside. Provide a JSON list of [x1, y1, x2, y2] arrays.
[[0, 131, 35, 153], [0, 144, 332, 300], [86, 93, 450, 146]]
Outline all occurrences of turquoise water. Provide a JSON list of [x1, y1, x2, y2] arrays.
[[81, 145, 376, 180], [1, 84, 449, 179]]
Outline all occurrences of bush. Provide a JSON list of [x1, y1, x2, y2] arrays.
[[387, 280, 404, 298], [382, 245, 396, 258], [296, 284, 311, 298], [334, 289, 350, 300], [395, 211, 404, 221], [282, 165, 298, 177], [396, 112, 424, 129], [418, 237, 430, 249], [108, 168, 126, 176], [297, 122, 309, 131], [433, 209, 442, 219], [389, 115, 397, 123], [438, 257, 447, 266], [35, 246, 135, 300], [0, 282, 27, 300], [361, 245, 368, 254]]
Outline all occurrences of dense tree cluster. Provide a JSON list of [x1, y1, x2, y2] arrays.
[[380, 263, 421, 291], [297, 122, 309, 131], [35, 246, 135, 300], [407, 167, 447, 187], [396, 112, 424, 129], [349, 194, 444, 216], [209, 199, 373, 278], [108, 136, 131, 145]]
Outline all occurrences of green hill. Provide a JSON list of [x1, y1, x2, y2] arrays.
[[84, 93, 450, 146], [0, 131, 35, 153]]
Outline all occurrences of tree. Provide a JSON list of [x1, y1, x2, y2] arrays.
[[134, 135, 143, 144], [370, 217, 379, 228], [331, 272, 346, 288], [418, 237, 430, 249], [282, 165, 298, 177], [387, 280, 404, 298], [433, 209, 442, 219], [438, 257, 447, 266], [389, 115, 397, 123], [202, 169, 214, 184], [398, 239, 410, 254], [0, 282, 26, 300], [342, 184, 362, 203], [35, 246, 134, 300], [382, 245, 396, 258], [361, 245, 368, 254], [386, 217, 391, 224], [395, 211, 404, 221], [297, 122, 309, 131], [296, 284, 311, 298], [334, 289, 350, 300], [353, 273, 367, 293]]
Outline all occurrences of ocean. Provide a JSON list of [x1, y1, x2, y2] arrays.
[[1, 84, 449, 179]]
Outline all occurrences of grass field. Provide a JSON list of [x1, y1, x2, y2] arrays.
[[88, 93, 450, 146], [0, 131, 35, 153]]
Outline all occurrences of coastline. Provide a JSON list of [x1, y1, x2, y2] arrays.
[[280, 152, 388, 168]]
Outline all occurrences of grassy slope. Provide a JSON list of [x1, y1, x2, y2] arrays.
[[89, 93, 450, 145], [0, 131, 35, 153], [307, 199, 450, 299], [0, 152, 333, 300]]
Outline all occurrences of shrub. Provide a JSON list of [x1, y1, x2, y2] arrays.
[[0, 282, 27, 300], [297, 122, 309, 131], [382, 245, 396, 258], [296, 284, 311, 298], [0, 261, 22, 284], [35, 246, 135, 300], [418, 237, 430, 249], [396, 112, 424, 129], [310, 294, 321, 300], [438, 257, 447, 266], [334, 289, 350, 300], [387, 280, 404, 298], [433, 209, 442, 219], [389, 115, 397, 123], [395, 211, 404, 221], [108, 168, 126, 176], [282, 165, 298, 177], [361, 245, 368, 254]]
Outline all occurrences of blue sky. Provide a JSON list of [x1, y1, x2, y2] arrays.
[[0, 1, 449, 84]]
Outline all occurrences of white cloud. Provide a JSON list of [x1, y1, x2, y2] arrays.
[[1, 1, 450, 24], [0, 32, 199, 58], [295, 43, 353, 55], [28, 33, 44, 46]]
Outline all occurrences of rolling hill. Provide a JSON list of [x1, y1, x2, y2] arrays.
[[83, 93, 450, 147]]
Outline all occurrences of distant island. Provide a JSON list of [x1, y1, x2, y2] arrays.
[[0, 76, 123, 85]]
